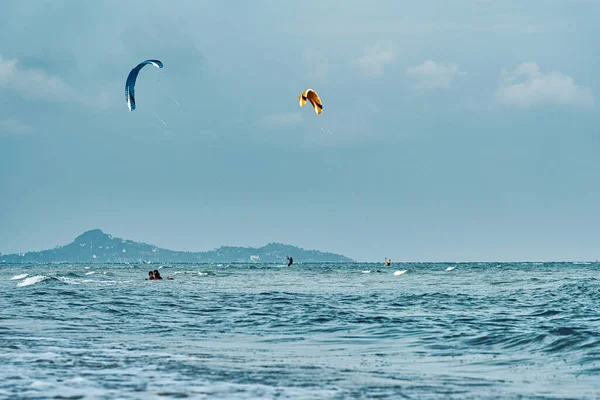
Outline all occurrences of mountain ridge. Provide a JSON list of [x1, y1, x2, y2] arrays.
[[0, 229, 354, 264]]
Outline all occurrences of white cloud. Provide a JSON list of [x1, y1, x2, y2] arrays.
[[0, 55, 77, 103], [407, 60, 465, 91], [354, 41, 397, 78], [0, 119, 33, 138], [262, 112, 303, 127], [495, 62, 595, 108]]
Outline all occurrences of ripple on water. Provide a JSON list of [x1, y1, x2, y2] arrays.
[[1, 262, 599, 399]]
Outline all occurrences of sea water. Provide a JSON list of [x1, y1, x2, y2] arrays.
[[1, 262, 599, 399]]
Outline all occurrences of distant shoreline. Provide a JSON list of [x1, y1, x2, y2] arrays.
[[0, 229, 354, 264], [2, 260, 597, 265]]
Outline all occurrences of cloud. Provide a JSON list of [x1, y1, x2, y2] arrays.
[[354, 41, 397, 78], [407, 60, 465, 91], [0, 55, 77, 103], [0, 54, 120, 111], [261, 112, 303, 127], [0, 119, 33, 138], [495, 62, 595, 108]]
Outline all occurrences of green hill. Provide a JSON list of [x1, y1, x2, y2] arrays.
[[0, 229, 353, 264]]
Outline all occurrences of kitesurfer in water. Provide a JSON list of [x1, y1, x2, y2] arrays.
[[385, 258, 391, 266], [287, 256, 293, 266]]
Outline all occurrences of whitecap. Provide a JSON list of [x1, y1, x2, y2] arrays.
[[393, 270, 407, 276], [361, 270, 371, 274], [30, 381, 53, 389], [57, 277, 98, 285], [64, 377, 87, 384], [57, 277, 83, 285], [445, 266, 456, 271], [17, 275, 48, 287], [85, 271, 96, 275], [10, 273, 28, 280]]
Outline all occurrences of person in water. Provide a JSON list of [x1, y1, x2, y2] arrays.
[[147, 270, 173, 280], [385, 258, 391, 266], [287, 256, 293, 266]]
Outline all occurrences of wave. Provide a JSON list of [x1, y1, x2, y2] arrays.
[[3, 261, 600, 399], [171, 271, 214, 277], [17, 275, 51, 287], [10, 273, 28, 280], [14, 273, 116, 287], [57, 277, 97, 285]]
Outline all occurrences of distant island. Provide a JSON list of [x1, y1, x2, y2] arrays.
[[0, 229, 354, 264]]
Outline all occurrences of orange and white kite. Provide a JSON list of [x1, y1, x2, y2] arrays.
[[298, 89, 323, 115]]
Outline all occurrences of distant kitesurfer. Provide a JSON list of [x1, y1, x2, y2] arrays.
[[385, 258, 391, 266], [287, 256, 293, 266]]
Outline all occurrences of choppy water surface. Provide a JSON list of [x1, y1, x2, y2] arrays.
[[1, 262, 599, 399]]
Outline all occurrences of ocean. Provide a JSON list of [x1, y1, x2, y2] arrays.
[[1, 262, 599, 399]]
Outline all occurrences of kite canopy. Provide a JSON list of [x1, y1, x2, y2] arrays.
[[298, 89, 323, 115], [125, 59, 163, 111]]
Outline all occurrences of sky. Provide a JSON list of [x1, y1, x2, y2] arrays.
[[1, 0, 599, 262]]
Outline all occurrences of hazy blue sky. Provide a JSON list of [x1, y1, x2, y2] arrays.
[[1, 0, 599, 261]]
